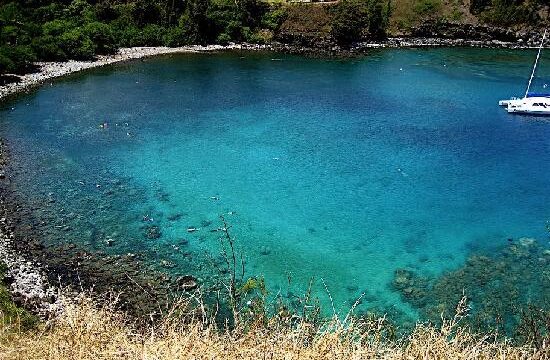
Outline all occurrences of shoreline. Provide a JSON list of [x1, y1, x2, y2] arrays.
[[0, 142, 62, 317], [0, 44, 272, 103], [0, 38, 541, 103], [0, 141, 183, 318]]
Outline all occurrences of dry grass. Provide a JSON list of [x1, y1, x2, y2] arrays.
[[0, 294, 547, 360]]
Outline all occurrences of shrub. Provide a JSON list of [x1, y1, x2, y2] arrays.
[[132, 0, 162, 27], [163, 26, 189, 47], [331, 0, 369, 45], [216, 32, 232, 45], [83, 21, 116, 55], [0, 45, 36, 74], [248, 29, 274, 44], [414, 0, 442, 15], [31, 35, 67, 61], [94, 1, 120, 22], [479, 0, 533, 25], [261, 6, 287, 31], [0, 53, 14, 74], [42, 19, 75, 37], [141, 24, 166, 46], [60, 28, 96, 60], [66, 0, 95, 23], [32, 3, 65, 23], [368, 0, 387, 39]]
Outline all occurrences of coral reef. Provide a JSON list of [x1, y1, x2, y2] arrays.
[[393, 239, 550, 342]]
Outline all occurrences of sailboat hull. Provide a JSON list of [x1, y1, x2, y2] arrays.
[[500, 30, 548, 116], [505, 96, 550, 115]]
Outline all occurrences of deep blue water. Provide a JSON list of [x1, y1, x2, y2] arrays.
[[1, 49, 549, 320]]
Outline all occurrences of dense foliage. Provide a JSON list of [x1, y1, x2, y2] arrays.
[[0, 0, 287, 74], [330, 0, 389, 45], [0, 0, 547, 75]]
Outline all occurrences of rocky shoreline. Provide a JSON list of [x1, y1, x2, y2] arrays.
[[0, 139, 195, 319], [273, 36, 547, 56], [0, 141, 62, 317], [0, 36, 546, 103], [0, 210, 62, 317], [0, 44, 272, 102]]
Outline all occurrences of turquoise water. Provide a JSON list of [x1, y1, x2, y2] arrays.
[[1, 49, 549, 321]]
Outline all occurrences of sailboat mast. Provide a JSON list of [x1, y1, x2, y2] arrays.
[[525, 29, 547, 98]]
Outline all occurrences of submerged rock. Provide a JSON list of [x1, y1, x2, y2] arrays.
[[145, 225, 161, 239], [167, 213, 182, 221], [177, 275, 198, 291], [396, 241, 550, 339], [392, 269, 413, 289], [518, 237, 536, 247], [156, 190, 170, 203], [392, 269, 429, 307], [259, 245, 271, 256], [160, 259, 175, 268]]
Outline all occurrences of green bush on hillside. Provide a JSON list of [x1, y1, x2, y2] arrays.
[[83, 22, 116, 55], [331, 0, 388, 45], [479, 0, 537, 25], [331, 0, 369, 45], [0, 45, 36, 74], [59, 28, 96, 60], [414, 0, 442, 16]]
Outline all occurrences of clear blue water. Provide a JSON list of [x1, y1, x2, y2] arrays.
[[1, 49, 549, 321]]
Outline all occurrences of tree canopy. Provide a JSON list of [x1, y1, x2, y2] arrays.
[[0, 0, 287, 74]]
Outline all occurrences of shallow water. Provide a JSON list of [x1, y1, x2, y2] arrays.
[[1, 48, 549, 322]]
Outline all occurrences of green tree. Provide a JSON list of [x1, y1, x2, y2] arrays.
[[180, 0, 211, 44], [60, 28, 96, 59], [94, 0, 120, 22], [32, 35, 67, 61], [141, 24, 166, 46], [331, 0, 369, 45], [368, 0, 386, 39], [0, 45, 36, 74], [66, 0, 95, 23], [132, 0, 162, 26], [83, 21, 116, 54]]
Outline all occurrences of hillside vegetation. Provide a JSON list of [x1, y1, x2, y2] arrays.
[[1, 0, 548, 76], [389, 0, 546, 33], [0, 295, 547, 359]]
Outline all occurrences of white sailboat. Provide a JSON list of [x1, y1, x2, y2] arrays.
[[499, 29, 550, 115]]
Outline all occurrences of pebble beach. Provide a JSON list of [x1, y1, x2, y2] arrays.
[[0, 44, 266, 102]]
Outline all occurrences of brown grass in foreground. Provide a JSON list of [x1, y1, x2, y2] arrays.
[[0, 296, 548, 360]]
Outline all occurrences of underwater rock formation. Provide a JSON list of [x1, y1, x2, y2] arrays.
[[145, 225, 162, 240], [393, 239, 550, 339], [392, 269, 429, 308]]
